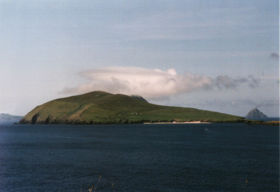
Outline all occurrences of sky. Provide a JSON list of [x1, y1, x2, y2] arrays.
[[0, 0, 279, 117]]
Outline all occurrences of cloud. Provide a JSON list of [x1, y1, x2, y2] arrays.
[[270, 52, 279, 60], [62, 67, 260, 99], [257, 99, 280, 108]]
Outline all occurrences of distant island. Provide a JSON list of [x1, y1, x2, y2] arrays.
[[20, 91, 247, 124], [246, 108, 268, 121], [0, 113, 22, 125], [245, 108, 280, 126]]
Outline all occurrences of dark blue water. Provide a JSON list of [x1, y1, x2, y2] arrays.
[[0, 124, 278, 192]]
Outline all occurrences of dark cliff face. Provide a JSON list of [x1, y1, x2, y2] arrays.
[[246, 108, 268, 120], [130, 95, 148, 103]]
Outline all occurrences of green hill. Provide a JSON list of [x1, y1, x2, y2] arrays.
[[20, 91, 245, 124]]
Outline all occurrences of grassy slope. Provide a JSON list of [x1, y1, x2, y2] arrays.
[[21, 91, 245, 124]]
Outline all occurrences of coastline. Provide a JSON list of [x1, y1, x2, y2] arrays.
[[144, 121, 211, 125]]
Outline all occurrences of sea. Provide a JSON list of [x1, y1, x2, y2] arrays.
[[0, 123, 278, 192]]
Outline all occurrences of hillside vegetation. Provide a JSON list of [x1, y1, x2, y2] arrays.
[[20, 91, 245, 124]]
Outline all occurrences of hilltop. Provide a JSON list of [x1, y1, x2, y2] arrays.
[[20, 91, 245, 124]]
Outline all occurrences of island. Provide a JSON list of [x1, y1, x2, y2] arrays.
[[245, 108, 280, 126], [0, 113, 22, 125], [20, 91, 245, 124], [246, 108, 268, 121]]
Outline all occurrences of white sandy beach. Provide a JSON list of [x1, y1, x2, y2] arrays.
[[144, 121, 211, 124]]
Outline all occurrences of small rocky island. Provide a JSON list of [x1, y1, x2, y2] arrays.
[[246, 108, 268, 120], [20, 91, 245, 124]]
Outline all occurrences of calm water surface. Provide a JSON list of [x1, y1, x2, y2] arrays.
[[0, 124, 278, 192]]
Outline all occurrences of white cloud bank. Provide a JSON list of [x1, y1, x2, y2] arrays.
[[63, 67, 259, 99]]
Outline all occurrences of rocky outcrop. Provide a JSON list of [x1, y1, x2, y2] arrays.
[[246, 108, 268, 120]]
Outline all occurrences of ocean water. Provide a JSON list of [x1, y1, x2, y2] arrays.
[[0, 123, 278, 192]]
